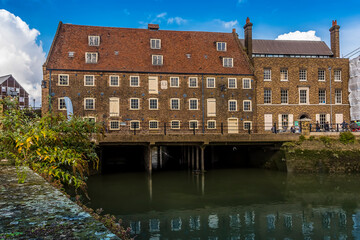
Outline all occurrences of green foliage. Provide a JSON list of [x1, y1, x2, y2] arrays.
[[0, 97, 103, 192], [319, 136, 332, 146], [298, 135, 306, 142], [339, 132, 356, 144], [309, 136, 315, 141]]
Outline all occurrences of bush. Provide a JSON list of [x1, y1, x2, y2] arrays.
[[309, 136, 315, 141], [298, 135, 306, 143], [339, 132, 356, 144], [319, 136, 332, 146]]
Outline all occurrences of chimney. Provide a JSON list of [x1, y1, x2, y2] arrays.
[[243, 17, 253, 58], [329, 20, 340, 58], [148, 24, 159, 30]]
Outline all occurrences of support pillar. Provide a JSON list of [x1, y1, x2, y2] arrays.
[[187, 146, 191, 168], [196, 147, 199, 171], [191, 146, 195, 170], [159, 146, 163, 169], [145, 145, 152, 174], [201, 145, 205, 172]]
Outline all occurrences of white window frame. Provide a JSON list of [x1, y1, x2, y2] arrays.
[[150, 39, 161, 49], [189, 98, 198, 110], [83, 116, 96, 122], [298, 87, 309, 104], [189, 120, 199, 129], [281, 89, 288, 104], [85, 52, 98, 63], [58, 97, 66, 110], [188, 77, 198, 88], [84, 75, 95, 86], [228, 78, 237, 89], [170, 77, 179, 87], [130, 98, 140, 110], [264, 89, 272, 104], [319, 89, 326, 104], [207, 120, 216, 129], [264, 68, 271, 81], [223, 58, 233, 68], [130, 76, 140, 87], [130, 120, 140, 130], [280, 69, 288, 81], [152, 55, 163, 65], [243, 100, 252, 112], [216, 42, 227, 51], [318, 69, 325, 81], [335, 89, 342, 104], [149, 120, 159, 129], [109, 75, 120, 87], [84, 98, 95, 110], [334, 69, 342, 82], [299, 69, 307, 81], [243, 121, 252, 130], [171, 120, 181, 129], [242, 78, 251, 89], [58, 74, 69, 86], [206, 77, 216, 88], [88, 35, 100, 46], [170, 98, 180, 110], [109, 120, 120, 130], [228, 100, 237, 111], [149, 98, 159, 110]]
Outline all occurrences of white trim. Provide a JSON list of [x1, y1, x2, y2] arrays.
[[148, 98, 159, 110], [207, 120, 216, 129], [58, 97, 66, 110], [216, 42, 227, 51], [170, 77, 180, 87], [129, 98, 140, 110], [334, 69, 342, 82], [109, 97, 120, 117], [298, 87, 309, 105], [149, 120, 159, 129], [109, 75, 120, 87], [129, 120, 141, 130], [206, 77, 216, 88], [189, 120, 199, 129], [58, 74, 69, 86], [242, 78, 251, 89], [243, 121, 252, 130], [170, 98, 180, 110], [88, 35, 100, 46], [257, 103, 350, 106], [264, 68, 271, 81], [152, 55, 163, 65], [188, 77, 198, 88], [84, 98, 95, 110], [280, 69, 288, 81], [223, 57, 233, 67], [170, 120, 181, 129], [150, 39, 161, 49], [109, 120, 120, 130], [243, 100, 252, 112], [299, 69, 307, 81], [83, 116, 96, 122], [318, 69, 326, 82], [228, 78, 237, 89], [85, 52, 98, 63], [189, 98, 199, 110], [228, 100, 237, 111], [84, 75, 95, 86], [129, 76, 140, 87]]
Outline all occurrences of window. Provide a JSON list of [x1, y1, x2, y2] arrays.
[[170, 77, 179, 87], [85, 52, 98, 63], [281, 114, 289, 128], [242, 78, 251, 89], [58, 98, 66, 110], [223, 58, 233, 67], [189, 99, 198, 110], [171, 120, 180, 129], [84, 75, 95, 86], [228, 78, 237, 89], [19, 97, 24, 103], [149, 121, 159, 129], [299, 88, 309, 104], [264, 89, 272, 104], [130, 76, 139, 87], [216, 42, 226, 51], [243, 100, 252, 111], [189, 77, 198, 88], [130, 121, 140, 130], [207, 78, 215, 88], [320, 114, 326, 128], [170, 98, 180, 110], [228, 100, 237, 111], [280, 69, 288, 81], [150, 39, 161, 49], [207, 120, 216, 129], [244, 121, 252, 130], [334, 70, 342, 81], [130, 98, 140, 110], [109, 75, 119, 86], [319, 89, 326, 104], [335, 89, 342, 104], [88, 36, 100, 46], [189, 120, 198, 129], [109, 121, 120, 130], [109, 97, 120, 117], [299, 69, 307, 81], [264, 68, 271, 81], [318, 69, 325, 81], [152, 55, 163, 65], [281, 89, 288, 104], [58, 74, 69, 86], [83, 116, 96, 122], [149, 98, 158, 110], [84, 98, 95, 110]]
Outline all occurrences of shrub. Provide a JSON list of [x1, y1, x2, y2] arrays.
[[309, 136, 315, 141], [339, 132, 356, 144], [298, 135, 306, 142], [319, 136, 332, 146]]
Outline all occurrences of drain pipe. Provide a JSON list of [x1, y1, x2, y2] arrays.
[[201, 74, 205, 133], [49, 70, 52, 113]]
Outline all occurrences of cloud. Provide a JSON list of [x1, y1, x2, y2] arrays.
[[0, 9, 46, 106], [123, 9, 130, 16], [276, 30, 321, 41], [167, 17, 187, 25], [156, 12, 167, 19]]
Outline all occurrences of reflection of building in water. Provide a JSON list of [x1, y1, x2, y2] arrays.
[[208, 214, 219, 229], [189, 216, 201, 231], [149, 219, 160, 233], [171, 217, 182, 231], [130, 221, 141, 234]]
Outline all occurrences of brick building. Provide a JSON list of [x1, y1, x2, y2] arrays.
[[42, 22, 254, 134], [241, 19, 350, 132], [0, 74, 29, 108]]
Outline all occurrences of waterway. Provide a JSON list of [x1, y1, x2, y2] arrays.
[[87, 169, 360, 239]]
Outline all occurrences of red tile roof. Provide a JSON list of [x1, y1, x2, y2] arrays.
[[45, 23, 253, 75]]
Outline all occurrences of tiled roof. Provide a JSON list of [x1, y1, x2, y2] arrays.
[[240, 39, 333, 56], [45, 23, 253, 75], [0, 74, 12, 85]]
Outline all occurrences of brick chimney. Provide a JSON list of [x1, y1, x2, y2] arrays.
[[329, 20, 340, 58], [148, 24, 159, 30], [243, 17, 253, 58]]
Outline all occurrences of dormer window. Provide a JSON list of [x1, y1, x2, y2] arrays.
[[150, 39, 161, 49], [86, 52, 98, 63], [217, 42, 227, 51], [223, 57, 233, 67], [152, 55, 163, 65], [88, 36, 100, 46]]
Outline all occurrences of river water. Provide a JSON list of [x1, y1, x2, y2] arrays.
[[87, 169, 360, 239]]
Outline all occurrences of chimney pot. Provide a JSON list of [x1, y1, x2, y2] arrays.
[[232, 28, 236, 33]]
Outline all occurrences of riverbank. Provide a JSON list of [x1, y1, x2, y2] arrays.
[[0, 163, 119, 239]]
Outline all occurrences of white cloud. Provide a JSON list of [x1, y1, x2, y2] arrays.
[[167, 17, 187, 25], [0, 9, 45, 106], [276, 30, 321, 41], [156, 12, 167, 19]]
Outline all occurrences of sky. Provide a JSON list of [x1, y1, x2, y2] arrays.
[[1, 0, 360, 105]]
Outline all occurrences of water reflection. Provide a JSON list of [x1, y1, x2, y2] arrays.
[[87, 169, 360, 239]]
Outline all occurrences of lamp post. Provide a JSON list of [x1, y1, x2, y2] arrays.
[[328, 67, 333, 128]]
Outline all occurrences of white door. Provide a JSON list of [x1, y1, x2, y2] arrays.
[[109, 97, 120, 117], [264, 114, 272, 131], [207, 98, 216, 117], [335, 114, 343, 124], [149, 77, 158, 94], [228, 118, 238, 134]]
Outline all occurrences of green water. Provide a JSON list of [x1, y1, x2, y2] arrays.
[[87, 169, 360, 239]]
